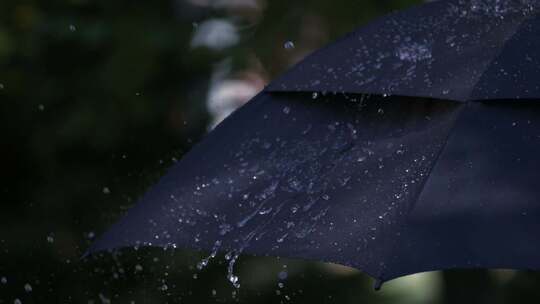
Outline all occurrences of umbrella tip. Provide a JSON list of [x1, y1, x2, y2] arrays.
[[373, 279, 384, 291]]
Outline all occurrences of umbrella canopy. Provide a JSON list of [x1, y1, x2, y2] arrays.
[[89, 0, 540, 288]]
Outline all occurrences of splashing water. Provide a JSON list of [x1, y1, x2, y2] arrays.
[[284, 41, 295, 50], [196, 240, 222, 270], [226, 251, 241, 288]]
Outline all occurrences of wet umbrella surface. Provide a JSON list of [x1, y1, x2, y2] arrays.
[[89, 0, 540, 289]]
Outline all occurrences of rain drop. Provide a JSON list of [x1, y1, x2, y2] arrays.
[[228, 274, 239, 288], [24, 283, 32, 292], [282, 106, 291, 114], [69, 24, 77, 32], [259, 207, 273, 215], [46, 235, 54, 243], [284, 41, 295, 50], [0, 83, 4, 90], [38, 104, 45, 111], [14, 299, 22, 304], [226, 252, 241, 288], [1, 277, 6, 284], [312, 92, 318, 99], [278, 270, 288, 280], [102, 187, 111, 194]]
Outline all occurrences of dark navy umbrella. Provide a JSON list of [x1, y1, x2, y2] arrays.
[[89, 0, 540, 289]]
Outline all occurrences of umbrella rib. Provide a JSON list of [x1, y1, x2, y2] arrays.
[[467, 14, 536, 101], [406, 104, 466, 216], [370, 104, 466, 287]]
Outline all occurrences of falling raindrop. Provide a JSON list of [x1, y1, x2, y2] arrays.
[[46, 235, 54, 243], [0, 83, 4, 90], [1, 277, 6, 284], [284, 41, 295, 50], [196, 240, 222, 270], [226, 252, 241, 288], [211, 289, 217, 296], [69, 24, 77, 32], [282, 106, 291, 114], [278, 270, 288, 280], [38, 104, 45, 111], [14, 299, 22, 304], [312, 92, 318, 99], [24, 283, 32, 292], [102, 187, 111, 194]]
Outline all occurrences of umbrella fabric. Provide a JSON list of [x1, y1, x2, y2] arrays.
[[268, 0, 540, 101], [89, 0, 540, 286]]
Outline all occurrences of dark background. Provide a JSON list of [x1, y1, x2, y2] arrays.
[[1, 0, 540, 303]]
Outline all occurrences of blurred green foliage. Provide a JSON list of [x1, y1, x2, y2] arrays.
[[2, 0, 540, 303]]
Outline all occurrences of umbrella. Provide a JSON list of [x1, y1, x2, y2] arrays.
[[89, 0, 540, 289]]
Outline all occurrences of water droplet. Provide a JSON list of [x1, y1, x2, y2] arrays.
[[377, 108, 384, 115], [135, 264, 143, 272], [161, 284, 168, 291], [14, 299, 22, 304], [226, 251, 241, 288], [87, 231, 95, 239], [278, 270, 288, 280], [69, 24, 76, 32], [46, 235, 54, 243], [228, 274, 239, 288], [282, 106, 291, 114], [0, 83, 4, 90], [102, 187, 111, 194], [37, 104, 45, 111], [211, 289, 217, 296], [312, 92, 318, 99], [1, 277, 6, 284], [24, 283, 32, 292], [258, 207, 273, 215], [284, 41, 295, 50], [197, 240, 222, 270]]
